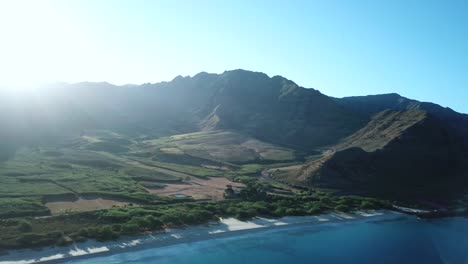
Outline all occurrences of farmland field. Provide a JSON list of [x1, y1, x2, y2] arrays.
[[0, 130, 301, 219]]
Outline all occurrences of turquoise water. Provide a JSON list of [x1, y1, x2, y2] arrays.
[[67, 216, 468, 264]]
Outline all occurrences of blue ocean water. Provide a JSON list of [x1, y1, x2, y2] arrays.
[[66, 216, 468, 264]]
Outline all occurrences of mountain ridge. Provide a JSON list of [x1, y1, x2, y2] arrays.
[[1, 69, 467, 199]]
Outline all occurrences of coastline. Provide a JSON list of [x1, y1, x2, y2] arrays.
[[0, 210, 408, 264]]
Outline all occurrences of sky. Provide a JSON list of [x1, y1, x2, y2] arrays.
[[0, 0, 467, 113]]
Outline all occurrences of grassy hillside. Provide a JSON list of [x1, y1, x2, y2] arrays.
[[142, 130, 299, 164]]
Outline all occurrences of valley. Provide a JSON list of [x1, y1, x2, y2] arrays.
[[1, 69, 467, 252], [0, 128, 305, 219]]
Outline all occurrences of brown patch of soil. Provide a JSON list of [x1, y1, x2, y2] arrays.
[[146, 177, 245, 200], [45, 195, 129, 215]]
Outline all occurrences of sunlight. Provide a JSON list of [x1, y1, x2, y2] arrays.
[[0, 0, 95, 86], [0, 85, 38, 97]]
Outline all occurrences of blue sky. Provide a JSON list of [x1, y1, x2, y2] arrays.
[[0, 0, 466, 113]]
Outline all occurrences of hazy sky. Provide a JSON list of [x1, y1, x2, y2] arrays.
[[0, 0, 467, 112]]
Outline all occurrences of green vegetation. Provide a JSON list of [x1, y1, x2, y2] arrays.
[[0, 129, 305, 222], [128, 158, 221, 178], [236, 164, 264, 175], [0, 179, 390, 250], [0, 128, 391, 252], [144, 130, 298, 164], [0, 198, 50, 218], [0, 147, 167, 218]]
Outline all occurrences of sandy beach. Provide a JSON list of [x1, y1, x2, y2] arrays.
[[0, 210, 407, 264]]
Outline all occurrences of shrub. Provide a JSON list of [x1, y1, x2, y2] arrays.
[[78, 228, 89, 237], [146, 216, 163, 229], [225, 206, 239, 216], [236, 208, 257, 220], [112, 224, 122, 232], [285, 208, 306, 216], [252, 201, 270, 214], [335, 205, 349, 212], [17, 221, 33, 232], [337, 197, 354, 206], [360, 201, 376, 209], [95, 225, 119, 241], [185, 209, 213, 224], [273, 207, 287, 216], [100, 210, 130, 223], [122, 223, 139, 234], [56, 236, 73, 246], [128, 216, 150, 229], [160, 212, 182, 226], [84, 227, 99, 238], [307, 205, 323, 215], [16, 233, 55, 247], [126, 215, 162, 230]]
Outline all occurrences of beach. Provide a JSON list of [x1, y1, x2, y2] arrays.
[[0, 210, 405, 264]]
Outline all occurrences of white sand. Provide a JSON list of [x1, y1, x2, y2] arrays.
[[219, 218, 264, 231], [392, 205, 430, 214], [86, 247, 109, 254], [37, 255, 64, 262], [68, 247, 87, 257], [0, 210, 403, 264]]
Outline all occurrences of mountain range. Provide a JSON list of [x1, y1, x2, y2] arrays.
[[1, 69, 467, 200]]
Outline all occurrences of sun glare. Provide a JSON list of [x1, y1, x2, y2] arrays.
[[0, 0, 97, 87], [0, 85, 39, 98]]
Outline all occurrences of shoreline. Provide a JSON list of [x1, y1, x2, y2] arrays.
[[0, 210, 408, 264]]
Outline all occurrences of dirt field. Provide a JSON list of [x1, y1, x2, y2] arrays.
[[146, 177, 245, 200], [45, 195, 129, 215]]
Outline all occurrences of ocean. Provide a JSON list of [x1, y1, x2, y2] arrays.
[[65, 215, 468, 264]]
